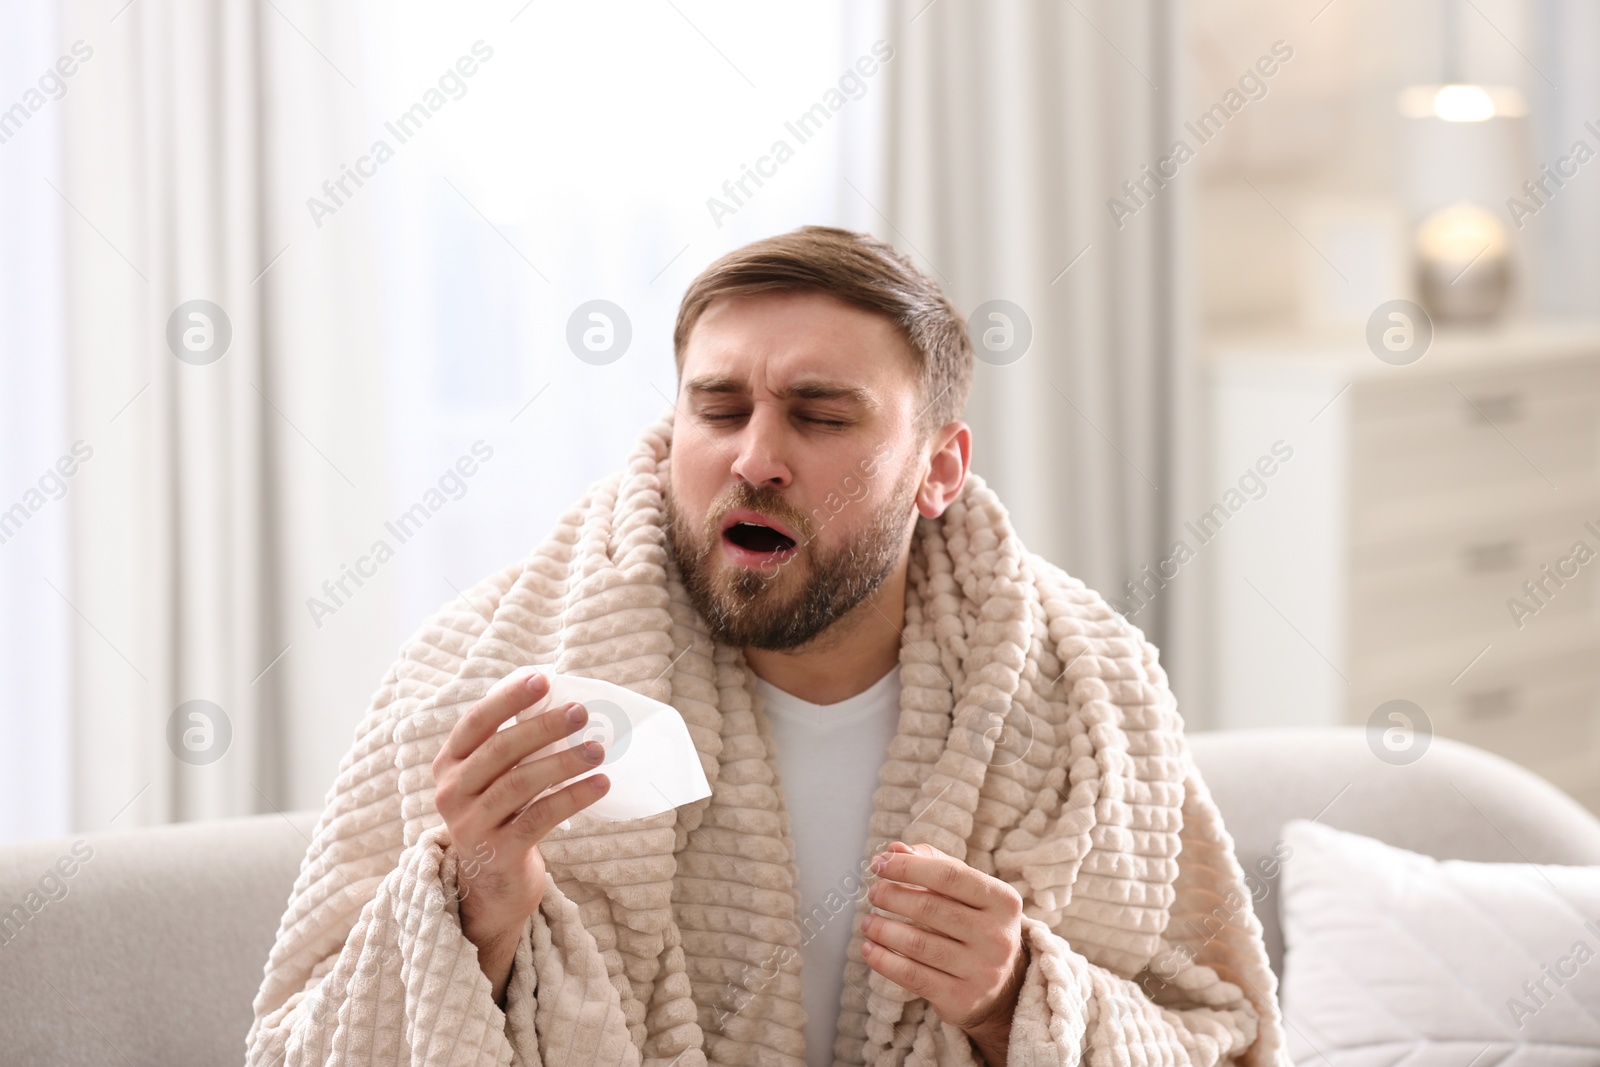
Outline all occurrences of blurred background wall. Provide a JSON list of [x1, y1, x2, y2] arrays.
[[3, 0, 1598, 842]]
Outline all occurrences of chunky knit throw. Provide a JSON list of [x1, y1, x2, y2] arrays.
[[246, 409, 1291, 1067]]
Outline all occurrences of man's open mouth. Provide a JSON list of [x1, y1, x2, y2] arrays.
[[723, 522, 797, 553], [719, 509, 800, 560]]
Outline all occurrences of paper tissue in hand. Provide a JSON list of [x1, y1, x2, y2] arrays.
[[495, 666, 711, 823]]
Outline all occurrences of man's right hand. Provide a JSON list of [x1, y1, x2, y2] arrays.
[[431, 670, 612, 1004]]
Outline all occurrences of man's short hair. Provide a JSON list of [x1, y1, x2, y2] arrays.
[[672, 225, 973, 441]]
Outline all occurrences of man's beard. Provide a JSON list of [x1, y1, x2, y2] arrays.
[[664, 461, 919, 651]]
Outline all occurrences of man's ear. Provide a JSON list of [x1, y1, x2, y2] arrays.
[[916, 421, 972, 520]]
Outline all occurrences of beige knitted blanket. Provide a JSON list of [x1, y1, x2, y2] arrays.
[[246, 409, 1291, 1067]]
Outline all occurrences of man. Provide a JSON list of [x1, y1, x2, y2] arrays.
[[247, 227, 1290, 1067]]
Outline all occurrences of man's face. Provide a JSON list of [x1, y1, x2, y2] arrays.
[[665, 289, 928, 651]]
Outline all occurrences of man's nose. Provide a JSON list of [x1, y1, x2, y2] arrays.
[[728, 411, 792, 488]]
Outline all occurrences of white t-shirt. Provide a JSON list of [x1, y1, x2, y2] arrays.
[[753, 663, 902, 1067]]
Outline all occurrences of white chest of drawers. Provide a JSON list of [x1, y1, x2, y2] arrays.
[[1203, 322, 1600, 813]]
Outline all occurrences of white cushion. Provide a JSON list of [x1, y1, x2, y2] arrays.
[[1278, 818, 1600, 1065]]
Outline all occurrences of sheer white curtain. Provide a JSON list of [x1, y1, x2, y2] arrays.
[[0, 3, 72, 842], [43, 0, 385, 837]]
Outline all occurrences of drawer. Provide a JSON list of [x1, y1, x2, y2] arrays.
[[1356, 609, 1598, 698], [1352, 649, 1600, 773], [1353, 480, 1600, 548], [1350, 511, 1600, 656], [1352, 384, 1600, 502], [1354, 356, 1600, 424], [1438, 677, 1599, 771]]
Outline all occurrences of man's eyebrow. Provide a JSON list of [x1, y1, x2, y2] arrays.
[[684, 375, 879, 408]]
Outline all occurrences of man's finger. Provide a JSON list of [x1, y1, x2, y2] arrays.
[[454, 700, 587, 798], [871, 842, 995, 911], [862, 934, 951, 1002], [869, 878, 975, 943], [445, 668, 552, 761], [862, 912, 965, 980], [480, 739, 604, 826], [510, 772, 610, 841]]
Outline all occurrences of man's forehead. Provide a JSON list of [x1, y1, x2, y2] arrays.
[[680, 293, 914, 404]]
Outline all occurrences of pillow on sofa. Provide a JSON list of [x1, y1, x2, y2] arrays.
[[1278, 819, 1600, 1063]]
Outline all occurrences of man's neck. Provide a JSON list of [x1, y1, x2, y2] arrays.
[[743, 564, 907, 705]]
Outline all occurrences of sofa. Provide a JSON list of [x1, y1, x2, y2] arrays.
[[5, 726, 1600, 1066]]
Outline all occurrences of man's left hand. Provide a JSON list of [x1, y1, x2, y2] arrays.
[[861, 841, 1029, 1065]]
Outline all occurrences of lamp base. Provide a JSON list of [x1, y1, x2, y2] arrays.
[[1417, 256, 1510, 324]]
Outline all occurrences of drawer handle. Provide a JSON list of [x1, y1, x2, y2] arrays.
[[1460, 540, 1522, 573], [1462, 685, 1519, 719], [1463, 392, 1523, 424]]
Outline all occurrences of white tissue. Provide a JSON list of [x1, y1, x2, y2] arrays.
[[493, 666, 711, 824]]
